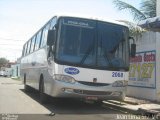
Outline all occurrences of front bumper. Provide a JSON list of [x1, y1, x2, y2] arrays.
[[47, 80, 127, 101]]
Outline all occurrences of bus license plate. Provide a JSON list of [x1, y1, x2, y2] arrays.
[[86, 96, 98, 100]]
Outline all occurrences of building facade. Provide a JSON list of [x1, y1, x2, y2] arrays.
[[127, 0, 160, 101], [157, 0, 160, 16], [11, 64, 20, 78], [127, 32, 158, 100]]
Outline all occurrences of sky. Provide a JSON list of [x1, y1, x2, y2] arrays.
[[0, 0, 141, 62]]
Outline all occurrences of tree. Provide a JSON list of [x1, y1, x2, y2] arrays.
[[117, 20, 145, 40], [113, 0, 156, 21], [0, 58, 9, 69]]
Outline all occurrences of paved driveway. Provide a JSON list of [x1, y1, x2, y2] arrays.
[[0, 77, 129, 120]]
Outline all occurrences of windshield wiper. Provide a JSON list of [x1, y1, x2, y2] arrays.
[[102, 48, 114, 68], [79, 43, 94, 65], [99, 35, 113, 68]]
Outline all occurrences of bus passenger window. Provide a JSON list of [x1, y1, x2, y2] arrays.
[[27, 40, 31, 54], [35, 31, 42, 50], [25, 42, 28, 55], [30, 37, 36, 53], [23, 44, 26, 56]]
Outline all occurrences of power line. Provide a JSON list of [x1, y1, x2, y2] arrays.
[[0, 37, 26, 41], [0, 48, 22, 51], [0, 44, 23, 46]]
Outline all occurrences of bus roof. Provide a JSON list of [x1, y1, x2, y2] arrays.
[[55, 14, 128, 28], [24, 15, 128, 46]]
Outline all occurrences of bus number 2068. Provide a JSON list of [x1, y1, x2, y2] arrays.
[[112, 72, 123, 77]]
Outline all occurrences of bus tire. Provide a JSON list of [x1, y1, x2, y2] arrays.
[[39, 77, 48, 104], [119, 92, 125, 101], [24, 74, 30, 92], [94, 100, 103, 106]]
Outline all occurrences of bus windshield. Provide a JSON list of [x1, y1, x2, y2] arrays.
[[55, 17, 129, 70]]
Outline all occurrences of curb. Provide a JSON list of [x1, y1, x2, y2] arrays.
[[103, 101, 160, 119], [103, 101, 138, 114], [137, 108, 160, 119]]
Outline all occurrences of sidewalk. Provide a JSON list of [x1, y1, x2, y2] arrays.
[[103, 97, 160, 118], [0, 77, 22, 84]]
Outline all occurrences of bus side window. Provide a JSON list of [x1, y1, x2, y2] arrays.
[[27, 40, 31, 54], [22, 44, 25, 56], [35, 31, 42, 50], [40, 23, 50, 47], [29, 39, 32, 53], [50, 17, 56, 29], [30, 37, 36, 53], [25, 42, 28, 55]]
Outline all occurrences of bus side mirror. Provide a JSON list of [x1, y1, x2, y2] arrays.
[[47, 30, 56, 46], [129, 37, 136, 57], [131, 44, 136, 57]]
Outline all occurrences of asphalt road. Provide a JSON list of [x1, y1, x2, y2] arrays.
[[0, 77, 132, 120]]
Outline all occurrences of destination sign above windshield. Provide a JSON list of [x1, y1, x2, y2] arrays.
[[62, 17, 96, 29]]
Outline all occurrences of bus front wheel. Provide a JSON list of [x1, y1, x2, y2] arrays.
[[94, 100, 103, 106]]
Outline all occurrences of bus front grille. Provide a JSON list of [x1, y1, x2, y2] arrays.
[[78, 81, 110, 87], [74, 89, 112, 95]]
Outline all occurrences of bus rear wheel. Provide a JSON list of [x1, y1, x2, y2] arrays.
[[24, 74, 32, 92], [39, 77, 48, 104]]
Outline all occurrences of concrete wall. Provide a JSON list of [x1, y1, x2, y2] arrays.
[[157, 0, 160, 16], [5, 68, 12, 77], [155, 33, 160, 101], [127, 31, 157, 101], [127, 0, 160, 102], [11, 64, 20, 78]]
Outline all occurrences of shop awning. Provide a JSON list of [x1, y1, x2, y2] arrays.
[[138, 16, 160, 32]]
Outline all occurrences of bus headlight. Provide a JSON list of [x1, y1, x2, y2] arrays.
[[112, 80, 128, 87], [53, 74, 76, 84]]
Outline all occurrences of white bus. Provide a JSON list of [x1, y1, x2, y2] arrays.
[[20, 16, 136, 104]]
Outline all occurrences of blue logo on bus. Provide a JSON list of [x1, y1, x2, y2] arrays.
[[64, 67, 79, 75]]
